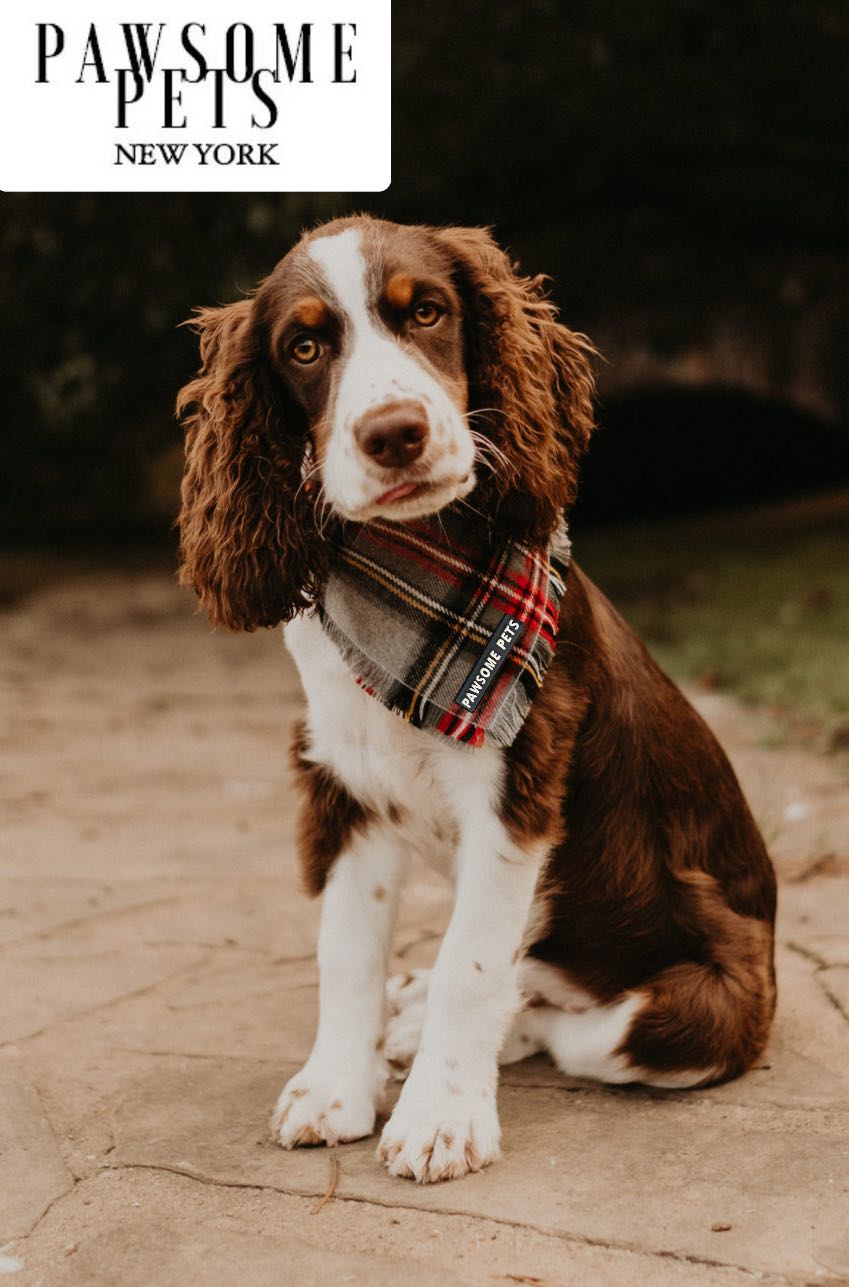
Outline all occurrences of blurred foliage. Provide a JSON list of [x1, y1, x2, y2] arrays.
[[1, 192, 339, 538], [579, 507, 849, 736], [2, 0, 849, 538]]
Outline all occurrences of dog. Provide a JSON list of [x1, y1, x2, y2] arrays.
[[177, 215, 777, 1183]]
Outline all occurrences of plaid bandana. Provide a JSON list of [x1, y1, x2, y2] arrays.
[[316, 510, 570, 749]]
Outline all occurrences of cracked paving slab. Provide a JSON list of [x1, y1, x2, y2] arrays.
[[102, 1048, 849, 1279], [8, 1167, 797, 1287], [0, 878, 319, 961], [21, 957, 323, 1068], [778, 876, 849, 959], [6, 914, 444, 1069], [0, 944, 208, 1046], [0, 879, 189, 949], [0, 1060, 73, 1240], [820, 965, 849, 1021]]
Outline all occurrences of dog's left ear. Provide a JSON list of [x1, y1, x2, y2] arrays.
[[176, 298, 323, 630], [433, 226, 597, 542]]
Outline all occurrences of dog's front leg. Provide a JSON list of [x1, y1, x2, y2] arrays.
[[378, 809, 546, 1182], [272, 825, 404, 1148]]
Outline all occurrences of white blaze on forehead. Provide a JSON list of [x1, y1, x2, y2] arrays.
[[308, 227, 373, 339]]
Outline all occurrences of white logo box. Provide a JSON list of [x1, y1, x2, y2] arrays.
[[0, 0, 390, 191]]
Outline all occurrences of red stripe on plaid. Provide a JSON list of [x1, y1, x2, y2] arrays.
[[322, 511, 570, 748]]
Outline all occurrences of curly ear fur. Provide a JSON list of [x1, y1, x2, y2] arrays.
[[176, 299, 323, 630], [435, 227, 597, 543]]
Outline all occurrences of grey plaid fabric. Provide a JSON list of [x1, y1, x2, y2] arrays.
[[317, 510, 570, 748]]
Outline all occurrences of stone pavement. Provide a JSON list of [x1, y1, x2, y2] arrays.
[[2, 568, 848, 1286]]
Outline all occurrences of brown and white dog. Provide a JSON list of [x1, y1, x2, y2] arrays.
[[177, 215, 777, 1183]]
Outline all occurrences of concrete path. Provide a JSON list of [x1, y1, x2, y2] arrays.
[[2, 568, 848, 1286]]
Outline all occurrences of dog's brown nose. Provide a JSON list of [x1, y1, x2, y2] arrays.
[[355, 402, 429, 469]]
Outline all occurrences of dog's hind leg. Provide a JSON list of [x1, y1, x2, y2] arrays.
[[499, 996, 646, 1081], [502, 893, 775, 1088], [497, 957, 639, 1076], [506, 976, 766, 1089], [385, 967, 550, 1070], [383, 969, 430, 1076], [506, 871, 776, 1088]]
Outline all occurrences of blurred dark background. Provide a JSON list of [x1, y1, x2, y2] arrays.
[[4, 0, 849, 542]]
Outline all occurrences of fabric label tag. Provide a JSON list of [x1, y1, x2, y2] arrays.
[[453, 615, 525, 714]]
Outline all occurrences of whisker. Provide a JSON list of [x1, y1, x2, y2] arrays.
[[455, 495, 491, 526], [468, 427, 508, 451], [468, 430, 513, 478], [470, 438, 510, 467], [294, 459, 323, 506], [435, 507, 458, 549], [464, 407, 505, 421], [314, 487, 334, 541]]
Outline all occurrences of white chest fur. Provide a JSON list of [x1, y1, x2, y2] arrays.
[[284, 612, 506, 879]]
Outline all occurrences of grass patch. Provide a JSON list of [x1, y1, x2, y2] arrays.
[[576, 506, 849, 736]]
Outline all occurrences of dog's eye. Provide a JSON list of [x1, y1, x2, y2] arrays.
[[290, 336, 321, 365], [412, 301, 443, 327]]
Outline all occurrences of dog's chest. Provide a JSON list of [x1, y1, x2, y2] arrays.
[[284, 614, 505, 875]]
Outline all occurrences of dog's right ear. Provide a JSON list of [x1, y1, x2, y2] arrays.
[[176, 299, 322, 631]]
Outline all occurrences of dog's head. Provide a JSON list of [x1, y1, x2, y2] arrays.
[[177, 215, 596, 629]]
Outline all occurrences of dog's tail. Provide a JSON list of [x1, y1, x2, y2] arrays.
[[619, 868, 777, 1087]]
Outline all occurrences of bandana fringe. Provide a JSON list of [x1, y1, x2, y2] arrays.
[[316, 613, 484, 751]]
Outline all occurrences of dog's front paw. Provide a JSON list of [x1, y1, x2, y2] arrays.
[[271, 1064, 380, 1148], [377, 1076, 501, 1182]]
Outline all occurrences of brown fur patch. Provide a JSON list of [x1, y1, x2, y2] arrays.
[[294, 1125, 323, 1147], [289, 720, 375, 896], [378, 1139, 402, 1165], [293, 296, 328, 329], [385, 273, 415, 310]]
